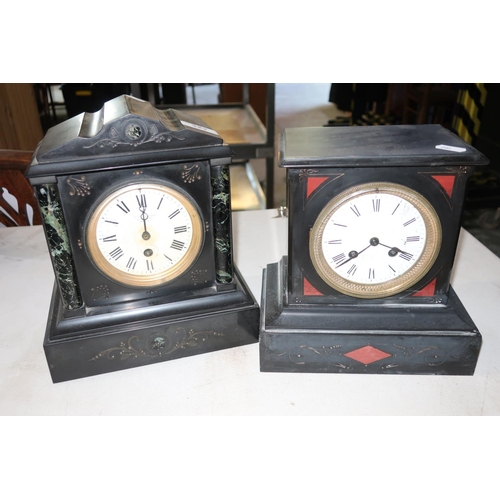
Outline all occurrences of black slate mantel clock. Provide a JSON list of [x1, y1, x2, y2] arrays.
[[26, 95, 259, 383], [260, 124, 488, 375]]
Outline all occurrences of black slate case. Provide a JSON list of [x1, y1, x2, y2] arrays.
[[26, 95, 259, 383], [260, 125, 488, 375]]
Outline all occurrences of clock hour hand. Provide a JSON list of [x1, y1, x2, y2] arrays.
[[335, 243, 371, 268], [378, 241, 412, 258]]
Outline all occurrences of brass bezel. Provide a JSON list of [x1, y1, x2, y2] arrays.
[[309, 182, 442, 299], [86, 183, 203, 287]]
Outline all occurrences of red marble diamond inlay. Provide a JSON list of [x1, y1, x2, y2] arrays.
[[344, 345, 391, 365]]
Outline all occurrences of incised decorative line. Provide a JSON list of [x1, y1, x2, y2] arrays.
[[298, 169, 319, 182], [91, 284, 110, 301], [446, 166, 468, 176], [90, 328, 224, 362], [191, 269, 208, 285], [67, 176, 91, 196], [182, 164, 202, 183], [273, 341, 458, 369], [390, 344, 449, 367], [83, 123, 185, 150], [276, 344, 343, 366]]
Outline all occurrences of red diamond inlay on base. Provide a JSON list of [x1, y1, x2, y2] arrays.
[[344, 345, 391, 365]]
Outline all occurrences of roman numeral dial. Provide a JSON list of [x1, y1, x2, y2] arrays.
[[310, 182, 442, 299], [87, 183, 203, 287]]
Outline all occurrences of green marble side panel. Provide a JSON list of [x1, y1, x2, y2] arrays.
[[36, 184, 83, 310], [211, 164, 233, 283]]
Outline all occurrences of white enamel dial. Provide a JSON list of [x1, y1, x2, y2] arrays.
[[86, 183, 203, 287], [310, 182, 442, 298]]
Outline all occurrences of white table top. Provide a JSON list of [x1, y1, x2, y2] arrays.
[[1, 209, 500, 416]]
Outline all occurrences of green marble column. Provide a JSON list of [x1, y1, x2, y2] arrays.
[[36, 184, 83, 310], [211, 164, 233, 283]]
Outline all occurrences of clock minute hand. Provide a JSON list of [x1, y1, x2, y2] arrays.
[[138, 205, 150, 240], [136, 192, 150, 234], [335, 243, 371, 268]]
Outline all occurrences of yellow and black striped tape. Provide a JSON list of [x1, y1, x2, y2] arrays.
[[452, 83, 488, 144]]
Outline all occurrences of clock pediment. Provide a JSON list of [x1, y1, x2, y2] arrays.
[[28, 95, 232, 179]]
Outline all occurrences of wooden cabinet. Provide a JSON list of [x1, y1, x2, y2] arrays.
[[0, 84, 43, 150]]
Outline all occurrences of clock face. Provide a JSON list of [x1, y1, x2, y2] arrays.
[[309, 182, 442, 298], [86, 182, 203, 287]]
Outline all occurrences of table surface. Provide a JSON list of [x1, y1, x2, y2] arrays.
[[1, 209, 500, 416]]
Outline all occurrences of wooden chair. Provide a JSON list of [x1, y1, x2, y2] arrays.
[[402, 84, 458, 126], [0, 149, 42, 227]]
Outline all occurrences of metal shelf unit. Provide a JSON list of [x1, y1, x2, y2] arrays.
[[142, 84, 276, 209]]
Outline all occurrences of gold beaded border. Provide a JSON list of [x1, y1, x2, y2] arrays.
[[309, 182, 442, 299], [87, 182, 203, 287]]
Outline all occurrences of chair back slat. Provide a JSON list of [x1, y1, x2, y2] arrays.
[[0, 150, 41, 227]]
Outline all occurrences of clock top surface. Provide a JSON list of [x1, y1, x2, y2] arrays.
[[27, 95, 233, 179], [280, 124, 489, 168]]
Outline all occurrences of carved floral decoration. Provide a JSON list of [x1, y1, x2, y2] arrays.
[[83, 120, 185, 150], [90, 328, 224, 362]]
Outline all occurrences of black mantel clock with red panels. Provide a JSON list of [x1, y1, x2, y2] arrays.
[[26, 95, 259, 383], [260, 124, 489, 375]]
